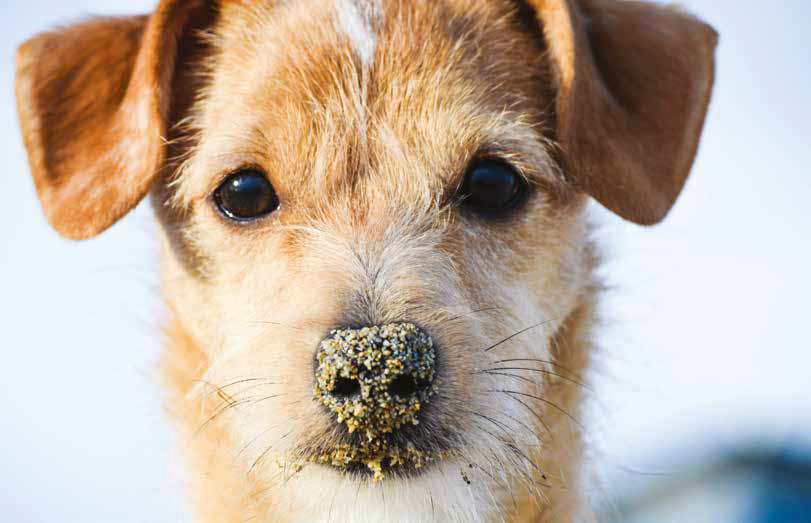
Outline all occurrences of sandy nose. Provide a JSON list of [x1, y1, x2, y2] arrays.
[[314, 322, 437, 437]]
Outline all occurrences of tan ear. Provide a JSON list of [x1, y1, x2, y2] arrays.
[[15, 1, 213, 240], [528, 0, 718, 224]]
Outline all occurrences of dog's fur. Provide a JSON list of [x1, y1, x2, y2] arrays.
[[15, 1, 716, 521]]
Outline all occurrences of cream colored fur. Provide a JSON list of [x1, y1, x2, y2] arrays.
[[14, 0, 716, 521]]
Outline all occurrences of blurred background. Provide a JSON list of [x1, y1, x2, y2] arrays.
[[1, 1, 809, 522]]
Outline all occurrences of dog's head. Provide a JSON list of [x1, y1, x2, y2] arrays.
[[16, 0, 715, 520]]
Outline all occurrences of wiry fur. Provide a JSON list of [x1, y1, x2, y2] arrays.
[[14, 0, 717, 521], [157, 5, 590, 519]]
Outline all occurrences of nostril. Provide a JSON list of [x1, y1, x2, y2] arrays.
[[332, 377, 361, 398], [315, 321, 438, 464], [388, 375, 422, 398]]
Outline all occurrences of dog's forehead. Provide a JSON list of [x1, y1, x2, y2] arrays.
[[178, 0, 551, 204], [209, 0, 544, 122], [333, 0, 381, 67]]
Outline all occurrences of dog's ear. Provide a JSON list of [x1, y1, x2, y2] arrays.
[[528, 0, 717, 224], [15, 1, 215, 240]]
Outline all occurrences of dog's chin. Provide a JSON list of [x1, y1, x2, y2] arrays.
[[272, 455, 506, 523], [294, 415, 463, 481], [298, 439, 457, 482], [318, 447, 449, 481]]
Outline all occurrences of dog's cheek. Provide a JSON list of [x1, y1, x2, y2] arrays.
[[205, 237, 363, 455], [444, 199, 590, 445], [487, 193, 591, 325]]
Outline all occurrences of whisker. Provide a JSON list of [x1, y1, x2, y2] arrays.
[[194, 377, 271, 390], [193, 378, 277, 400], [235, 412, 304, 466], [475, 449, 514, 494], [250, 320, 307, 332], [494, 391, 551, 435], [470, 421, 515, 456], [490, 358, 584, 381], [491, 389, 584, 431], [477, 404, 542, 442], [480, 367, 591, 391], [193, 397, 254, 436], [468, 457, 506, 488], [470, 411, 519, 442], [444, 306, 500, 324], [469, 414, 551, 488], [477, 443, 547, 494], [504, 443, 549, 484], [250, 429, 294, 473], [237, 427, 275, 459], [482, 319, 556, 352], [466, 421, 543, 492], [194, 391, 285, 438], [250, 393, 284, 406], [482, 370, 539, 388]]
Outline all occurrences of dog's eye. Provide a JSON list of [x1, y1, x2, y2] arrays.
[[460, 160, 527, 214], [214, 169, 279, 221]]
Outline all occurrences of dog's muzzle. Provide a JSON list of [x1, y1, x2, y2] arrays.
[[312, 322, 438, 479]]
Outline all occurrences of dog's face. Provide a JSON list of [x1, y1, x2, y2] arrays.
[[16, 0, 716, 520], [161, 3, 587, 517]]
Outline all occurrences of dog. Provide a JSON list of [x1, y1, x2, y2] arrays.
[[15, 0, 716, 521]]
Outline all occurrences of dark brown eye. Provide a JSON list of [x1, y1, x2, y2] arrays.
[[460, 160, 527, 214], [214, 169, 279, 221]]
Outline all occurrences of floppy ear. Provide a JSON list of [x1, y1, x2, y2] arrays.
[[528, 0, 717, 224], [15, 0, 215, 240]]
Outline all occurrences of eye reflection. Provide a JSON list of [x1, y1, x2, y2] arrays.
[[460, 160, 527, 214], [213, 169, 279, 221]]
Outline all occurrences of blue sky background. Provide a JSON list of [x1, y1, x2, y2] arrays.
[[1, 1, 810, 521]]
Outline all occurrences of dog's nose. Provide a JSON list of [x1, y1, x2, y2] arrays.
[[314, 323, 437, 438]]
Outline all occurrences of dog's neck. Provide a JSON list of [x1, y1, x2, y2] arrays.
[[160, 292, 594, 523]]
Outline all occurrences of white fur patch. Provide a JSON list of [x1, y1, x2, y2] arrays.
[[335, 0, 380, 67]]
